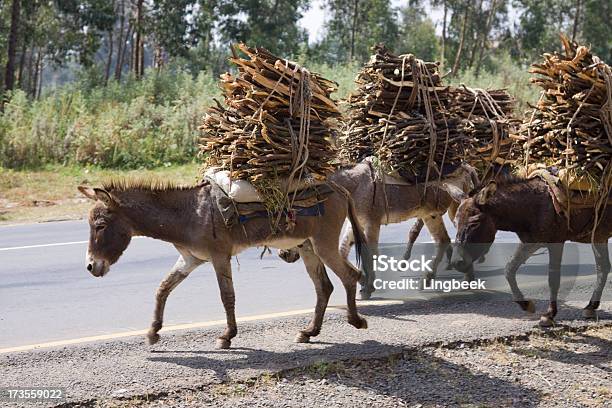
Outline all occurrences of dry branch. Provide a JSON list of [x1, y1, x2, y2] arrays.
[[199, 44, 341, 187], [340, 44, 518, 182]]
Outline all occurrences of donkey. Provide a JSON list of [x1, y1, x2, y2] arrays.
[[446, 176, 611, 326], [78, 178, 371, 348], [280, 162, 479, 299]]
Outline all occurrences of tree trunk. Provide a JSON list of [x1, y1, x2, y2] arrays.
[[34, 50, 42, 99], [139, 35, 145, 78], [119, 24, 133, 80], [349, 0, 359, 61], [105, 31, 114, 85], [17, 39, 27, 89], [25, 45, 34, 96], [571, 0, 582, 42], [134, 0, 144, 79], [129, 28, 134, 74], [451, 0, 471, 76], [114, 0, 126, 81], [440, 0, 448, 71], [4, 0, 21, 93], [468, 0, 484, 68], [31, 48, 41, 99], [475, 0, 498, 77]]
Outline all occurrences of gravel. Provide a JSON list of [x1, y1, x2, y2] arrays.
[[77, 326, 612, 408], [89, 326, 612, 408], [1, 299, 610, 407]]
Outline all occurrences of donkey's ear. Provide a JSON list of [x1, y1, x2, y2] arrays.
[[93, 188, 117, 208], [444, 183, 467, 203], [476, 182, 497, 205], [78, 186, 97, 200]]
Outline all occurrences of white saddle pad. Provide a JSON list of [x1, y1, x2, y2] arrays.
[[204, 169, 323, 203]]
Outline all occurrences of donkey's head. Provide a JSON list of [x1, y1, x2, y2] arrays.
[[445, 182, 498, 271], [78, 186, 133, 277]]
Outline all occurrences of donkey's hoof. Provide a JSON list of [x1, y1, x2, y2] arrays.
[[349, 316, 368, 329], [359, 289, 372, 301], [539, 315, 555, 327], [216, 338, 231, 349], [526, 300, 536, 314], [583, 308, 596, 319], [146, 332, 160, 345], [517, 300, 536, 314], [294, 332, 311, 343]]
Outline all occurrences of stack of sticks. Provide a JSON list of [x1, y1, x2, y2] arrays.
[[450, 86, 522, 168], [199, 44, 341, 187], [520, 35, 612, 188], [340, 44, 518, 182]]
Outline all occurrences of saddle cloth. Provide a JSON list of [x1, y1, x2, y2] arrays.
[[209, 178, 334, 228], [525, 167, 612, 217]]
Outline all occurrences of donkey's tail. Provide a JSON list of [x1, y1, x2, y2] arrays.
[[346, 192, 372, 289]]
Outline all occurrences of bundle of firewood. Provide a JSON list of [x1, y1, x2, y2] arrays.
[[520, 35, 612, 190], [340, 44, 518, 182], [450, 86, 521, 169], [200, 44, 341, 188]]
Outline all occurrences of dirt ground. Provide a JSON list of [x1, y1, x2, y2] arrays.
[[0, 164, 199, 224], [83, 326, 611, 408]]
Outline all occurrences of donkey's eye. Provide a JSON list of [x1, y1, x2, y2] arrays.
[[95, 225, 106, 232]]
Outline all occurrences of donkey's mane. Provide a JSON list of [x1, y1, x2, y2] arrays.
[[102, 176, 202, 192]]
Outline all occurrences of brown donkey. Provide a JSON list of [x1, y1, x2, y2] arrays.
[[78, 179, 371, 348], [280, 162, 479, 299], [446, 176, 611, 326]]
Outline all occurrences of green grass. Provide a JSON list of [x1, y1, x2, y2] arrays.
[[0, 69, 220, 169], [0, 56, 540, 171], [450, 56, 540, 116]]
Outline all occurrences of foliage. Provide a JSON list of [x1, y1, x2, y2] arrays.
[[0, 53, 544, 169], [312, 0, 399, 63], [397, 3, 440, 60], [0, 69, 219, 168]]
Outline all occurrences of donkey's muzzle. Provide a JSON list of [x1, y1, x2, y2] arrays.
[[86, 251, 109, 277], [450, 245, 472, 272]]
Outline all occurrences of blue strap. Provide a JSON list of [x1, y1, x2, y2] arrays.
[[238, 202, 325, 224]]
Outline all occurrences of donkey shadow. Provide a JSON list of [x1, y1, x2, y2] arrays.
[[149, 339, 543, 407], [355, 292, 612, 323], [148, 339, 403, 382]]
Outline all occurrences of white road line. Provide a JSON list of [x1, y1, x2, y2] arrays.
[[0, 236, 145, 252], [0, 240, 89, 252], [0, 299, 402, 354]]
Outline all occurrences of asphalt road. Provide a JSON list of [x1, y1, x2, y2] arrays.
[[0, 218, 608, 351], [0, 217, 469, 349]]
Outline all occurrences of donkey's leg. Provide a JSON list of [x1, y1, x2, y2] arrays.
[[147, 252, 204, 345], [211, 254, 237, 349], [540, 244, 564, 327], [506, 243, 540, 313], [422, 214, 452, 281], [584, 243, 610, 319], [295, 241, 334, 343], [339, 224, 355, 259], [403, 218, 424, 260], [311, 238, 367, 330], [360, 223, 381, 300]]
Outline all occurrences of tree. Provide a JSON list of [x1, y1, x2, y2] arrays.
[[215, 0, 309, 57], [3, 0, 20, 93], [397, 1, 440, 61], [315, 0, 399, 63]]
